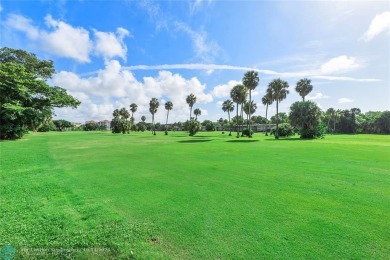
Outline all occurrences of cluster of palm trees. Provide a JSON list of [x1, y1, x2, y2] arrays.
[[222, 71, 313, 139], [114, 70, 315, 138]]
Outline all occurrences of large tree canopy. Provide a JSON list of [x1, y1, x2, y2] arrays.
[[0, 47, 80, 139]]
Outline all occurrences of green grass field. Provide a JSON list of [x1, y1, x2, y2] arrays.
[[1, 131, 389, 259]]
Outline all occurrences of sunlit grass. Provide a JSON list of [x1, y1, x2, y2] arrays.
[[1, 131, 389, 259]]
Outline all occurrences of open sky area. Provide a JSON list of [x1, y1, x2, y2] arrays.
[[1, 0, 389, 123]]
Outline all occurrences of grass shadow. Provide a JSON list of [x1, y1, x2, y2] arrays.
[[226, 139, 259, 143], [264, 137, 308, 141], [177, 139, 212, 143]]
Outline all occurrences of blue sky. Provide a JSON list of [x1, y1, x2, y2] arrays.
[[1, 0, 389, 123]]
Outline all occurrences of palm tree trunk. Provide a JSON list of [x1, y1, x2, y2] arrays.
[[236, 103, 239, 138], [190, 107, 192, 121], [275, 100, 279, 139], [240, 103, 244, 136], [228, 111, 231, 136], [265, 104, 268, 136], [152, 114, 156, 135], [248, 90, 251, 137], [165, 110, 169, 135]]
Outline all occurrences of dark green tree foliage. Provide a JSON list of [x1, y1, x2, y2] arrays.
[[270, 112, 289, 124], [376, 111, 390, 134], [111, 108, 130, 134], [0, 47, 80, 139], [251, 116, 268, 124], [202, 120, 215, 131], [271, 123, 294, 137], [53, 119, 73, 131], [188, 120, 201, 136], [83, 122, 100, 131], [337, 109, 357, 134], [289, 101, 323, 139]]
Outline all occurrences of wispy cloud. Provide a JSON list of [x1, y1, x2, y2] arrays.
[[189, 0, 213, 15], [122, 63, 380, 82], [174, 21, 221, 63], [362, 11, 390, 41], [338, 98, 353, 104], [307, 92, 330, 100]]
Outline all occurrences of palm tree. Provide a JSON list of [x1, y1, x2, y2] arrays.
[[222, 99, 234, 136], [243, 100, 257, 124], [141, 115, 146, 122], [194, 108, 201, 120], [267, 78, 290, 139], [164, 101, 173, 135], [230, 84, 247, 138], [242, 71, 259, 137], [149, 98, 159, 135], [326, 108, 335, 133], [129, 103, 138, 123], [295, 78, 313, 101], [119, 107, 130, 134], [186, 93, 197, 120], [262, 91, 273, 135]]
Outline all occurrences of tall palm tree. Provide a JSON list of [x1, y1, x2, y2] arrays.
[[242, 71, 259, 137], [262, 91, 273, 135], [295, 78, 313, 101], [326, 108, 335, 133], [129, 103, 138, 123], [267, 78, 290, 139], [141, 115, 146, 122], [186, 93, 197, 121], [194, 108, 201, 120], [164, 101, 173, 135], [230, 84, 247, 138], [243, 100, 257, 124], [222, 99, 234, 136], [149, 98, 159, 135]]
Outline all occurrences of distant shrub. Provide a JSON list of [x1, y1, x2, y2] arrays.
[[242, 128, 254, 137], [188, 120, 201, 136], [271, 123, 294, 137]]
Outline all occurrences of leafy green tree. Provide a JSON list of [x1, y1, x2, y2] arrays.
[[186, 93, 196, 120], [337, 109, 357, 134], [262, 92, 273, 135], [295, 78, 313, 101], [251, 115, 268, 124], [230, 84, 247, 138], [271, 112, 289, 124], [271, 123, 294, 137], [356, 111, 381, 134], [194, 108, 201, 120], [202, 120, 215, 131], [149, 98, 159, 135], [267, 79, 289, 139], [0, 47, 80, 139], [141, 115, 146, 123], [222, 99, 234, 136], [376, 111, 390, 134], [289, 101, 323, 138], [242, 71, 259, 137], [119, 107, 130, 134], [188, 120, 201, 136], [243, 100, 257, 125], [53, 119, 73, 131], [83, 122, 100, 131], [164, 101, 173, 135], [129, 103, 138, 124]]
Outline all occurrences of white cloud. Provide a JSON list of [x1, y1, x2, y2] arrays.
[[362, 11, 390, 41], [190, 0, 213, 15], [338, 98, 353, 104], [175, 22, 221, 63], [4, 13, 132, 63], [307, 92, 330, 100], [53, 60, 213, 123], [5, 14, 39, 39], [320, 55, 361, 75], [42, 15, 92, 62], [212, 80, 241, 98], [94, 27, 131, 61]]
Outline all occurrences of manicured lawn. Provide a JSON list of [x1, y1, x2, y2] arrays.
[[1, 131, 389, 259]]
